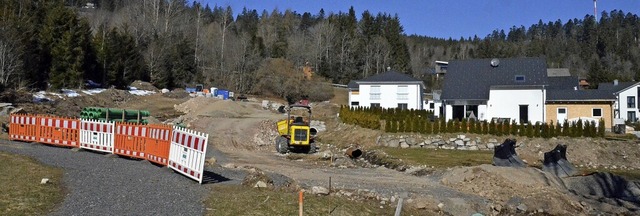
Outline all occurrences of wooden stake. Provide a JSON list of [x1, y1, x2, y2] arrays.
[[299, 190, 304, 216]]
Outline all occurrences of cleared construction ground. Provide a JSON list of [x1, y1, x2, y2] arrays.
[[1, 86, 639, 215]]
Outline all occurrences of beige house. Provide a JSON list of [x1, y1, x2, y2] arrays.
[[545, 89, 615, 129]]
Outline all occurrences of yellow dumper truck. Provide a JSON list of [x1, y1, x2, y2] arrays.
[[275, 105, 317, 154]]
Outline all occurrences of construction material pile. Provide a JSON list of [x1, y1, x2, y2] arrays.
[[81, 107, 150, 124]]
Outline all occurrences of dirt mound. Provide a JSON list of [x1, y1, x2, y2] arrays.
[[130, 80, 158, 91], [176, 98, 253, 118], [440, 165, 583, 214], [0, 90, 32, 103], [95, 89, 133, 105], [163, 88, 189, 98]]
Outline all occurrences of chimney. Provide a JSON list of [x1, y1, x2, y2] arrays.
[[614, 79, 619, 86]]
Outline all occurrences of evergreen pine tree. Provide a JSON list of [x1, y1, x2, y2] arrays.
[[489, 120, 496, 135], [576, 119, 584, 137], [526, 121, 534, 138], [482, 121, 488, 134], [598, 119, 606, 137], [533, 122, 541, 137], [390, 120, 397, 133], [461, 118, 468, 133], [584, 121, 592, 137], [562, 120, 570, 137]]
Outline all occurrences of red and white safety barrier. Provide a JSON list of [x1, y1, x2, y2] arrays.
[[80, 119, 115, 153], [9, 115, 38, 141], [169, 127, 208, 184], [114, 123, 147, 159], [38, 116, 79, 147]]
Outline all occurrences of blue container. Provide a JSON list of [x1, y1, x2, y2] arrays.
[[217, 89, 229, 100], [213, 89, 219, 96], [185, 87, 197, 93]]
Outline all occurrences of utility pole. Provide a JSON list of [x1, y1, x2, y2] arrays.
[[593, 0, 598, 21]]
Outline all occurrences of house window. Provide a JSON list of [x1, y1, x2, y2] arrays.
[[397, 85, 408, 100], [370, 86, 381, 100], [351, 102, 359, 106], [628, 96, 636, 108], [429, 103, 435, 109], [370, 103, 380, 108], [628, 111, 637, 122], [397, 103, 408, 110], [558, 108, 566, 114], [592, 108, 602, 117], [515, 75, 525, 82]]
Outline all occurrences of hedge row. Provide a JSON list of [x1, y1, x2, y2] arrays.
[[384, 118, 605, 138], [338, 106, 434, 130], [339, 106, 605, 138]]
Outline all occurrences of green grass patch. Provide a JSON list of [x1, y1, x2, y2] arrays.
[[0, 152, 64, 215], [380, 147, 493, 168], [205, 185, 424, 216]]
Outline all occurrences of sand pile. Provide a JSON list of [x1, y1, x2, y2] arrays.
[[130, 80, 158, 91], [175, 98, 253, 118], [440, 165, 582, 214]]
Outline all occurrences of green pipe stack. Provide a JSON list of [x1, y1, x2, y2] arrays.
[[80, 107, 150, 124]]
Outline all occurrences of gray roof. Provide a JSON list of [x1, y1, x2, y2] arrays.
[[547, 68, 571, 77], [347, 80, 358, 90], [359, 70, 422, 82], [349, 70, 425, 90], [546, 89, 615, 101], [597, 81, 637, 93], [441, 57, 548, 100], [547, 76, 579, 90]]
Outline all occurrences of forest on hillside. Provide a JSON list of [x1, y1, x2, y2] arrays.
[[0, 0, 639, 98]]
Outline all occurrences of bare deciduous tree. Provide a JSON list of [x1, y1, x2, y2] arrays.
[[0, 36, 21, 86]]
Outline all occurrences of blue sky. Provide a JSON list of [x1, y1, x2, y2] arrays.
[[201, 0, 640, 39]]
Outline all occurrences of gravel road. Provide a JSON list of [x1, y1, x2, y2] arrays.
[[0, 140, 241, 216]]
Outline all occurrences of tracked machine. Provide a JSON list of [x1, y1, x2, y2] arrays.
[[275, 105, 318, 154]]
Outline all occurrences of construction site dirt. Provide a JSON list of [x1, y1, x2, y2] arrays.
[[3, 86, 640, 215]]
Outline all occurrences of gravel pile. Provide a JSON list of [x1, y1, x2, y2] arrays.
[[0, 140, 224, 215]]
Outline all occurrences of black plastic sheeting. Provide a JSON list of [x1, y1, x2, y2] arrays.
[[492, 139, 526, 168], [542, 144, 578, 177]]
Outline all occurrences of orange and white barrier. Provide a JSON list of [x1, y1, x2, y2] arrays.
[[114, 123, 147, 160], [9, 114, 38, 142], [7, 113, 211, 184], [37, 115, 79, 147], [80, 119, 115, 153], [144, 124, 172, 166], [168, 127, 208, 184]]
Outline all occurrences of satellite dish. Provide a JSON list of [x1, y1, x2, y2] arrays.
[[490, 58, 500, 67]]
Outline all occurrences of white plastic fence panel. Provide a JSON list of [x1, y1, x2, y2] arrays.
[[168, 127, 208, 184], [80, 119, 115, 153]]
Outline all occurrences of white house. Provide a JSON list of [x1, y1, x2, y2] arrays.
[[441, 57, 549, 123], [348, 71, 425, 110], [424, 90, 443, 117], [599, 81, 640, 122]]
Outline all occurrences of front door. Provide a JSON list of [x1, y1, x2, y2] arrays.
[[452, 105, 465, 121], [519, 105, 529, 124], [557, 108, 567, 123]]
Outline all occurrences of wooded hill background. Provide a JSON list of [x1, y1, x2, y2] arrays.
[[1, 0, 639, 99]]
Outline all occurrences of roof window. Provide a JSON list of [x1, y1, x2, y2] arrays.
[[515, 75, 525, 82]]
